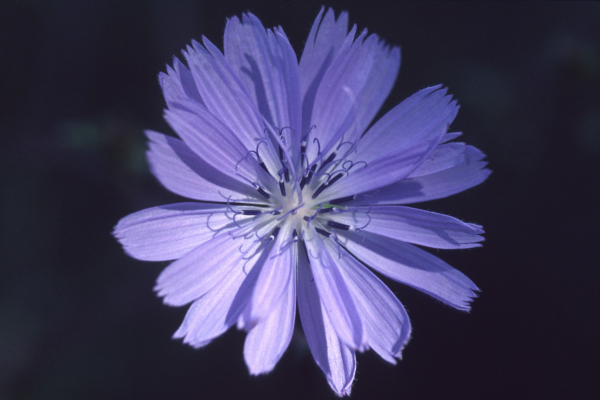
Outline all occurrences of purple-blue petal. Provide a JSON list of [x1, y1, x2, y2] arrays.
[[243, 256, 296, 375], [145, 131, 261, 203], [314, 86, 458, 202], [155, 232, 251, 306], [173, 261, 250, 348], [340, 230, 479, 311], [113, 202, 233, 262], [408, 142, 470, 178], [336, 248, 412, 363], [299, 7, 349, 128], [245, 221, 295, 322], [164, 99, 278, 194], [362, 146, 490, 205], [297, 243, 356, 396], [304, 231, 365, 350], [159, 57, 205, 108], [183, 37, 281, 173], [224, 14, 302, 169], [328, 205, 484, 249]]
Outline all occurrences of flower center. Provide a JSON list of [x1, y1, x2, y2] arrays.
[[230, 128, 371, 250]]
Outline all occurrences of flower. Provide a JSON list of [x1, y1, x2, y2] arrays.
[[113, 7, 490, 396]]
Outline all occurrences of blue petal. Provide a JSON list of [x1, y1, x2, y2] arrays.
[[408, 142, 470, 178], [164, 99, 278, 194], [113, 202, 234, 261], [246, 221, 295, 322], [224, 14, 302, 169], [297, 242, 356, 396], [173, 259, 251, 348], [183, 37, 281, 174], [299, 7, 349, 123], [337, 248, 412, 362], [340, 230, 479, 311], [353, 40, 400, 136], [328, 206, 484, 249], [362, 146, 490, 205], [145, 131, 262, 203], [159, 57, 205, 108], [304, 26, 375, 165], [155, 231, 257, 306], [243, 254, 296, 375], [304, 230, 365, 350], [315, 86, 458, 202]]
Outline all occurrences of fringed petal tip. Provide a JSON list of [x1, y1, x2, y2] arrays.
[[453, 285, 481, 313], [330, 380, 353, 397]]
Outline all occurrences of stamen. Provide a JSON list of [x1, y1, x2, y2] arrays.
[[269, 226, 281, 241], [318, 151, 336, 172], [326, 172, 344, 186], [300, 126, 315, 163], [330, 195, 356, 204], [318, 207, 336, 214], [315, 228, 331, 237], [336, 140, 356, 153], [262, 121, 303, 204], [292, 229, 304, 243], [354, 214, 372, 231], [277, 129, 291, 183], [311, 184, 326, 200], [225, 196, 244, 228], [327, 221, 351, 231], [299, 164, 317, 190], [256, 186, 270, 200], [258, 160, 269, 173], [342, 160, 367, 172], [303, 203, 322, 225], [311, 172, 344, 200], [249, 141, 270, 174], [279, 180, 286, 197], [242, 210, 262, 216]]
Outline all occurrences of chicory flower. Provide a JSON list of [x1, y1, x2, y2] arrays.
[[114, 8, 489, 396]]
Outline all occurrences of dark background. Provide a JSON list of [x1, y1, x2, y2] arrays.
[[1, 1, 599, 399]]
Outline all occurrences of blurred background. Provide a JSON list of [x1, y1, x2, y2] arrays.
[[1, 1, 599, 399]]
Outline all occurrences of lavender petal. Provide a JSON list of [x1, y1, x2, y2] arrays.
[[340, 230, 479, 311], [224, 14, 302, 168], [246, 221, 295, 322], [183, 37, 281, 173], [329, 205, 484, 249], [113, 202, 234, 261], [304, 26, 376, 164], [243, 259, 296, 375], [164, 99, 277, 193], [299, 7, 349, 130], [146, 131, 261, 203], [316, 86, 459, 202], [362, 146, 490, 205], [304, 230, 365, 350], [297, 243, 356, 396], [159, 57, 205, 108], [408, 142, 470, 178], [172, 260, 250, 348], [155, 232, 252, 306], [337, 248, 412, 362]]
